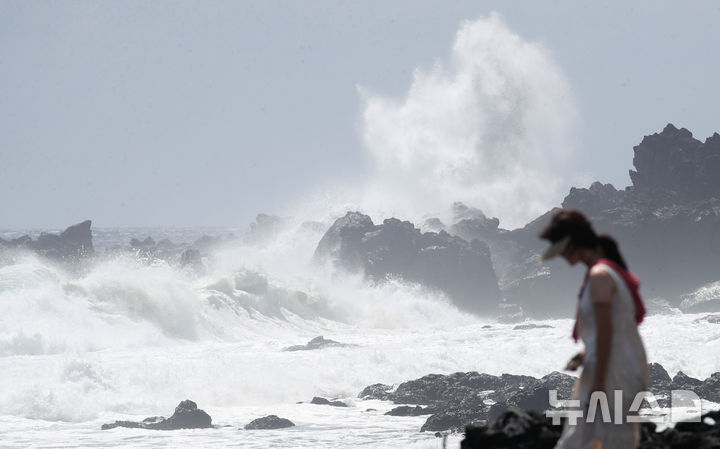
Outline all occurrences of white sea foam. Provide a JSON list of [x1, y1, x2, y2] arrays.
[[0, 243, 718, 448]]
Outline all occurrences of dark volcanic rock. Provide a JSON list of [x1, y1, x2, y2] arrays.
[[0, 220, 95, 262], [638, 364, 720, 408], [509, 372, 575, 410], [101, 400, 212, 430], [562, 182, 625, 217], [451, 202, 501, 243], [310, 396, 348, 407], [448, 124, 720, 317], [158, 400, 212, 430], [461, 408, 720, 449], [648, 362, 672, 391], [360, 370, 571, 433], [358, 383, 393, 401], [696, 372, 720, 403], [422, 407, 488, 432], [313, 211, 375, 270], [283, 336, 351, 352], [630, 124, 720, 201], [363, 364, 720, 434], [461, 408, 561, 449], [671, 371, 703, 390], [385, 405, 434, 416], [314, 212, 502, 314], [362, 364, 720, 434], [389, 372, 504, 405], [244, 415, 295, 430]]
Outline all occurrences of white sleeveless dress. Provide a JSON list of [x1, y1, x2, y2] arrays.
[[555, 264, 648, 449]]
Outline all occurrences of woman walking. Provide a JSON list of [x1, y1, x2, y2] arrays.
[[540, 209, 648, 449]]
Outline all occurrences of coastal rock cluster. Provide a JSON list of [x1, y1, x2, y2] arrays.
[[360, 362, 720, 434], [2, 124, 720, 317], [460, 408, 720, 449], [0, 220, 93, 262], [244, 415, 295, 430], [101, 400, 297, 431], [360, 371, 575, 432], [101, 400, 212, 430], [310, 124, 720, 317], [313, 212, 502, 314]]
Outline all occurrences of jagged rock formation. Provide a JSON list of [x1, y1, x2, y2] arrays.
[[630, 124, 720, 202], [313, 212, 502, 315], [0, 220, 94, 262], [358, 384, 394, 401], [445, 204, 579, 318], [361, 363, 720, 433], [448, 124, 720, 316], [558, 126, 720, 305], [360, 370, 573, 432], [244, 415, 295, 430], [310, 396, 348, 407], [101, 400, 212, 430]]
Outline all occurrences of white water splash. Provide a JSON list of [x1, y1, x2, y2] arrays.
[[358, 13, 578, 228]]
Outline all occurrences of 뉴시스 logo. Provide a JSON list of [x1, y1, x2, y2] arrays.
[[545, 389, 703, 425]]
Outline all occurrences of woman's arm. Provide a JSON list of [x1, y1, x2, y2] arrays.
[[589, 266, 616, 392]]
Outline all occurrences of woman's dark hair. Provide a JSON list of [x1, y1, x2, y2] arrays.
[[539, 208, 628, 269]]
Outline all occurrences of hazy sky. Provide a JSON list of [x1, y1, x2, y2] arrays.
[[2, 1, 719, 229]]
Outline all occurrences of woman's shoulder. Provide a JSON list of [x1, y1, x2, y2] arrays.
[[588, 264, 617, 303], [589, 263, 616, 278]]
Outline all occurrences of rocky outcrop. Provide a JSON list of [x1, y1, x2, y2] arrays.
[[449, 124, 720, 316], [101, 400, 212, 430], [461, 409, 720, 449], [310, 396, 348, 407], [360, 370, 571, 432], [244, 415, 295, 430], [630, 124, 720, 202], [358, 384, 394, 401], [362, 363, 720, 433], [282, 336, 352, 352], [313, 212, 502, 315], [385, 405, 435, 416], [461, 408, 561, 449], [558, 125, 720, 306], [0, 220, 94, 262]]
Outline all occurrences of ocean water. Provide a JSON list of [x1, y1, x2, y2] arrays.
[[1, 227, 719, 449]]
